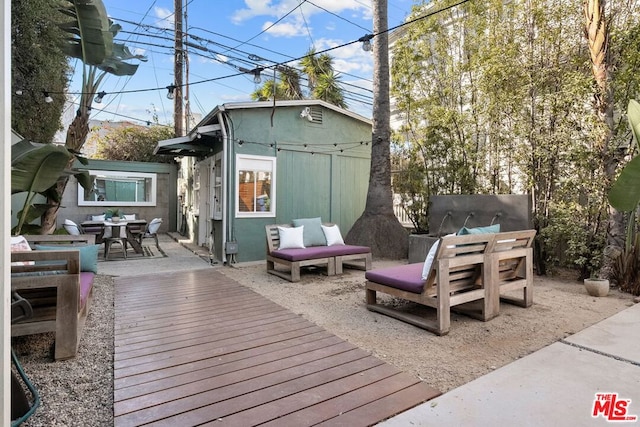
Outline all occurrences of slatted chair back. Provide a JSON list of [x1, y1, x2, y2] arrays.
[[265, 224, 286, 253], [486, 230, 536, 282], [422, 233, 494, 297]]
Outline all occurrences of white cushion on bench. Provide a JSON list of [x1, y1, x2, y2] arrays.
[[278, 225, 305, 249], [321, 224, 345, 246], [421, 241, 439, 280]]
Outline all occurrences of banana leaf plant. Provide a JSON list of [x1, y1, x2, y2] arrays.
[[58, 0, 147, 151], [11, 139, 93, 235], [608, 99, 640, 250], [40, 0, 147, 234]]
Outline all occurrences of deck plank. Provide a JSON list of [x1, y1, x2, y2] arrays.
[[114, 269, 440, 427]]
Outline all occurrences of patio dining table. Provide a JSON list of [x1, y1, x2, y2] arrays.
[[81, 219, 147, 255]]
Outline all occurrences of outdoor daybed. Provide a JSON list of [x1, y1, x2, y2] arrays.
[[266, 218, 372, 282], [365, 228, 536, 335], [10, 234, 99, 360]]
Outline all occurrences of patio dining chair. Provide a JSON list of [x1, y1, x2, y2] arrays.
[[138, 218, 163, 249], [64, 219, 105, 244]]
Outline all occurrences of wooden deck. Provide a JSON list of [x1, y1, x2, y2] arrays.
[[114, 269, 440, 426]]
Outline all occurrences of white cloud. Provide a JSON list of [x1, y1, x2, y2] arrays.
[[263, 20, 306, 37], [313, 37, 373, 75], [314, 0, 371, 15], [231, 0, 370, 27], [232, 0, 277, 24], [153, 7, 174, 29]]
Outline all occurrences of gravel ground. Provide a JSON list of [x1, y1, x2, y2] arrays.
[[12, 274, 115, 427], [10, 263, 637, 426]]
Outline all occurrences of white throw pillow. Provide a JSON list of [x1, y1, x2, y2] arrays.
[[421, 233, 456, 280], [278, 226, 305, 249], [321, 224, 345, 246], [123, 214, 136, 220], [11, 235, 34, 266], [92, 214, 106, 221], [496, 238, 517, 251], [421, 240, 440, 281], [64, 219, 81, 236]]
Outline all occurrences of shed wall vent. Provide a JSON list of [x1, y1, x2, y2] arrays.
[[308, 107, 323, 124]]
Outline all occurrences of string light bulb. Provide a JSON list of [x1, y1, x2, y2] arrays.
[[94, 91, 106, 104], [166, 84, 176, 100], [358, 34, 373, 52], [43, 91, 53, 103], [252, 68, 263, 84]]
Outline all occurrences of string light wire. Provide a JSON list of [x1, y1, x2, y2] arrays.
[[40, 0, 470, 106]]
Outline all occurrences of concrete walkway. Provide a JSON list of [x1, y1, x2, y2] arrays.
[[103, 234, 640, 426], [380, 302, 640, 426], [96, 233, 213, 277]]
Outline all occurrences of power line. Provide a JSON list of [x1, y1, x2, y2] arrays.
[[122, 26, 375, 100], [220, 1, 309, 55], [305, 0, 371, 33], [56, 0, 470, 105], [114, 16, 376, 90], [70, 99, 172, 127]]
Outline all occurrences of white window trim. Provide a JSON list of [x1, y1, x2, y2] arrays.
[[78, 170, 157, 207], [235, 154, 276, 218]]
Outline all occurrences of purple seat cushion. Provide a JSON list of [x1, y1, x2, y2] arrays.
[[271, 245, 370, 262], [79, 272, 95, 308], [365, 263, 424, 294]]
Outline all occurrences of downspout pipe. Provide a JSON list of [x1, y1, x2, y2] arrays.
[[217, 107, 230, 264]]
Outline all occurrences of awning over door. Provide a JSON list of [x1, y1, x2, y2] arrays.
[[154, 136, 214, 156], [154, 124, 223, 156]]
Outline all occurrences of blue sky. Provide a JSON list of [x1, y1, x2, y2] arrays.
[[66, 0, 416, 128]]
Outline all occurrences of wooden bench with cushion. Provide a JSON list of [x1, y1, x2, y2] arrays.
[[266, 221, 371, 282], [365, 233, 497, 336], [11, 234, 98, 360]]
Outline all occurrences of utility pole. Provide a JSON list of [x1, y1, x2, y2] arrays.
[[184, 1, 191, 132], [174, 0, 184, 137]]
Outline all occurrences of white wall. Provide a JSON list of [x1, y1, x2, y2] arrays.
[[2, 0, 12, 422]]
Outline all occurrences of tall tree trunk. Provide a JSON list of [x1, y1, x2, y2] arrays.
[[40, 110, 91, 234], [345, 0, 408, 259], [584, 0, 625, 278]]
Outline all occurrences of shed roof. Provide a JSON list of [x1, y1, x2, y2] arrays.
[[155, 100, 372, 156]]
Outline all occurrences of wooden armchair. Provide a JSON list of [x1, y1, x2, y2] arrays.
[[485, 230, 536, 311], [365, 233, 496, 335]]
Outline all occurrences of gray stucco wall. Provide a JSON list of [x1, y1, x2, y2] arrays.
[[428, 194, 532, 236], [59, 160, 177, 233]]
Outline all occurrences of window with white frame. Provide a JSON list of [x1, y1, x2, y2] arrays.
[[236, 154, 276, 217], [78, 170, 157, 206]]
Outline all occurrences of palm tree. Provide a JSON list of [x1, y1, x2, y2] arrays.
[[251, 80, 278, 101], [251, 49, 345, 107], [345, 0, 408, 258], [278, 66, 303, 99], [251, 67, 302, 101], [314, 70, 347, 109], [40, 0, 146, 234], [585, 0, 625, 278], [300, 48, 333, 92]]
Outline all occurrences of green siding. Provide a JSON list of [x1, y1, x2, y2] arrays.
[[332, 154, 370, 233], [225, 104, 372, 262], [276, 150, 331, 220]]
